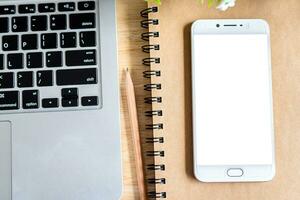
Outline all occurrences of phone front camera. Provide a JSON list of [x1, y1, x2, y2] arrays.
[[216, 24, 220, 28]]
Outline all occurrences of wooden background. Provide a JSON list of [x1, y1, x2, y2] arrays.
[[116, 1, 150, 199]]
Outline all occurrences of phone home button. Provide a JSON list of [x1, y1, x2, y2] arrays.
[[227, 168, 244, 177]]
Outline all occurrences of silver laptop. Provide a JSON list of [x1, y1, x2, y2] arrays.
[[0, 0, 122, 199]]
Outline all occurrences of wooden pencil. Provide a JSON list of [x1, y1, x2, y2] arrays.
[[125, 69, 147, 200]]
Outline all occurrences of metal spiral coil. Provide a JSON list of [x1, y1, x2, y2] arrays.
[[140, 7, 158, 18], [147, 178, 166, 185], [141, 6, 166, 199], [146, 137, 164, 144], [143, 70, 161, 78], [144, 97, 162, 104], [141, 19, 159, 29], [146, 123, 163, 130], [145, 110, 163, 117], [141, 31, 159, 41], [144, 83, 161, 91], [147, 164, 166, 171], [147, 164, 165, 171], [142, 44, 160, 53], [148, 192, 167, 199], [143, 57, 160, 66], [146, 151, 165, 157]]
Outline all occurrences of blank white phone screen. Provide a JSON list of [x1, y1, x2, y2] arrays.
[[194, 34, 273, 166]]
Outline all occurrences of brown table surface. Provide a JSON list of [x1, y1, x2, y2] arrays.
[[117, 1, 149, 199]]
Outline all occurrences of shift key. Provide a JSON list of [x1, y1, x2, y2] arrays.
[[0, 91, 19, 110], [57, 68, 97, 86], [66, 50, 96, 66]]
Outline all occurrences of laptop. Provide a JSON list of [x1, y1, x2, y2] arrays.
[[0, 0, 122, 199]]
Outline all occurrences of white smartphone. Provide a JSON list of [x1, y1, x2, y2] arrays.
[[191, 19, 275, 182]]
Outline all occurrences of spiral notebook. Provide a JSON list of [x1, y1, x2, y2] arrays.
[[137, 0, 300, 199]]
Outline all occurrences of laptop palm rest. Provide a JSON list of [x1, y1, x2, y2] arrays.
[[0, 122, 12, 200]]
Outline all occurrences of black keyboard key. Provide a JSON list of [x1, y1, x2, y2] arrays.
[[31, 15, 47, 31], [2, 35, 18, 51], [61, 32, 77, 48], [0, 91, 19, 110], [0, 73, 14, 88], [82, 96, 98, 106], [70, 13, 95, 29], [27, 52, 43, 68], [62, 88, 78, 98], [0, 55, 3, 70], [46, 51, 62, 67], [50, 14, 67, 30], [58, 2, 75, 12], [78, 1, 95, 11], [57, 68, 97, 86], [22, 90, 39, 109], [41, 33, 57, 49], [22, 34, 38, 50], [66, 50, 96, 66], [0, 18, 9, 33], [17, 71, 33, 88], [38, 3, 55, 13], [62, 98, 78, 107], [37, 70, 53, 87], [19, 4, 36, 14], [0, 6, 16, 15], [12, 17, 28, 32], [80, 31, 96, 47], [42, 98, 58, 108], [7, 53, 23, 69]]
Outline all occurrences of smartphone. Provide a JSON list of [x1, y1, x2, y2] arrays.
[[191, 19, 275, 182]]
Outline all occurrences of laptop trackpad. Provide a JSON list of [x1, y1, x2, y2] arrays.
[[0, 122, 12, 200]]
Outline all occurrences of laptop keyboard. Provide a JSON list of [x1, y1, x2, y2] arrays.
[[0, 0, 101, 113]]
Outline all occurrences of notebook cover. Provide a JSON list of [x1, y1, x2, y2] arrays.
[[148, 0, 300, 199]]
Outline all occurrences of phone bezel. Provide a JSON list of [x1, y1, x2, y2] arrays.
[[191, 19, 275, 182]]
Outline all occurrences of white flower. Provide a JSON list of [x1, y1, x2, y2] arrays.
[[217, 0, 236, 11]]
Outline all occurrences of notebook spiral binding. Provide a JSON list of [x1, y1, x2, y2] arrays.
[[141, 6, 167, 199]]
